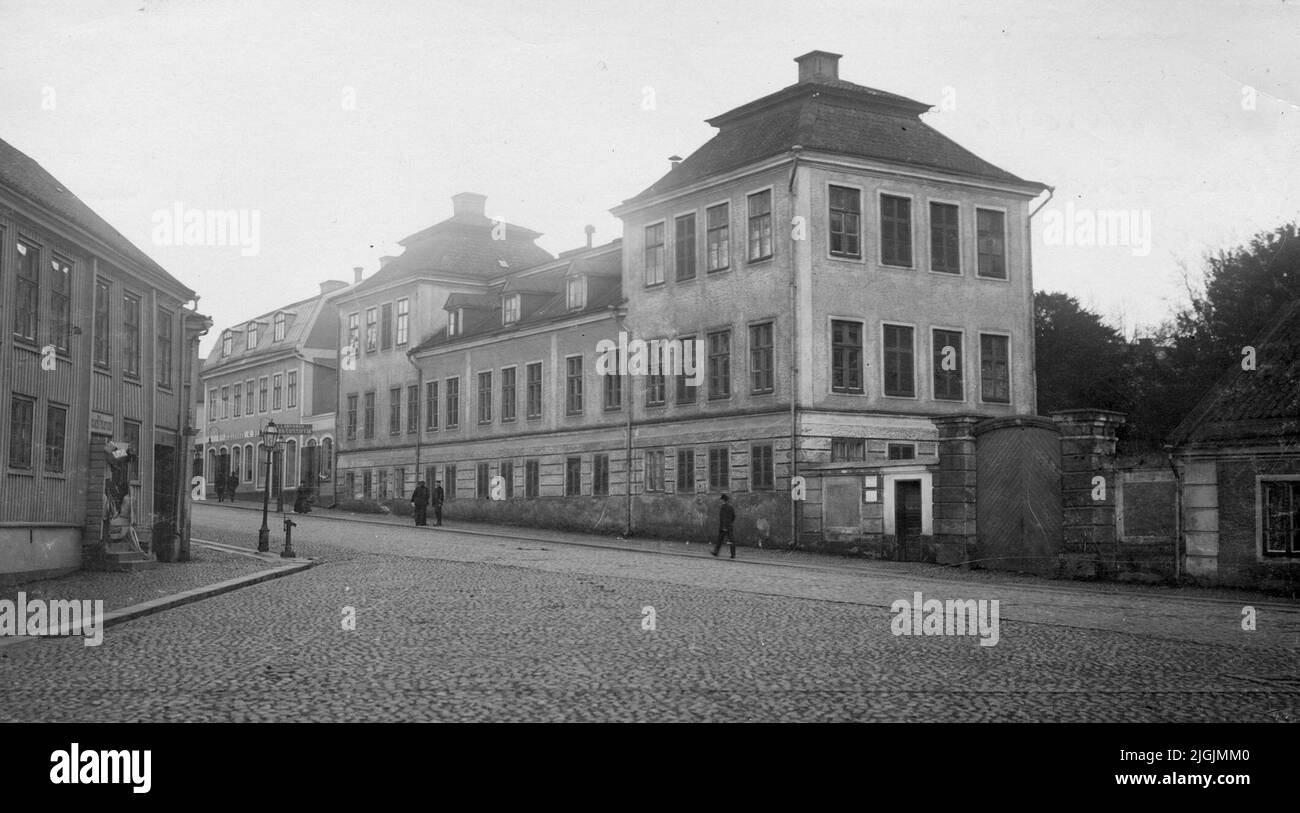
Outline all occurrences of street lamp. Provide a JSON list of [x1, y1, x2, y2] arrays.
[[257, 420, 280, 552]]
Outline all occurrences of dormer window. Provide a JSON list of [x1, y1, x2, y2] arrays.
[[566, 276, 587, 311], [247, 321, 258, 349], [221, 330, 232, 357], [448, 308, 464, 337], [502, 294, 521, 325], [273, 312, 286, 342]]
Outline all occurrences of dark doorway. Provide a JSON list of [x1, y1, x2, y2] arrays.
[[894, 479, 923, 560]]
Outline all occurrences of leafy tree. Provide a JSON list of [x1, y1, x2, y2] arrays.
[[1034, 291, 1131, 416]]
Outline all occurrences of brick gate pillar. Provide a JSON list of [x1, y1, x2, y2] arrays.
[[932, 415, 982, 565], [1051, 409, 1126, 578]]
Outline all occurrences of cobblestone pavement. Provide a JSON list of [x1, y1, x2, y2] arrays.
[[0, 503, 1296, 722]]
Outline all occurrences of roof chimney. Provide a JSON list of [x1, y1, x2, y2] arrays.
[[795, 50, 842, 83], [668, 154, 683, 169], [353, 266, 363, 283], [451, 192, 487, 219], [379, 255, 396, 268], [320, 280, 348, 296], [584, 225, 595, 248]]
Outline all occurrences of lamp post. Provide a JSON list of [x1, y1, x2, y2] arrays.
[[257, 420, 279, 552]]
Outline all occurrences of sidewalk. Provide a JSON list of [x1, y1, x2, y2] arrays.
[[201, 498, 1300, 609], [0, 541, 313, 649]]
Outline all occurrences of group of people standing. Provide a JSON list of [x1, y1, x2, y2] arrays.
[[410, 480, 445, 527], [213, 472, 241, 502]]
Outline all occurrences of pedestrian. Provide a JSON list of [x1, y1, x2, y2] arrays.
[[216, 471, 227, 502], [412, 480, 430, 526], [432, 480, 445, 526], [227, 472, 240, 502], [294, 480, 313, 514], [711, 493, 736, 559]]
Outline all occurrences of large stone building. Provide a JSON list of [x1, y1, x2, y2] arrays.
[[335, 50, 1048, 552], [0, 137, 210, 582], [198, 279, 350, 504]]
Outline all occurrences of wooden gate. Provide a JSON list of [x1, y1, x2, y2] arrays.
[[974, 417, 1062, 574]]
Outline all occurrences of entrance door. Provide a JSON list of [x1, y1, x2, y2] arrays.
[[894, 480, 923, 560]]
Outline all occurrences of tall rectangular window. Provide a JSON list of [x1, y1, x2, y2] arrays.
[[476, 463, 490, 498], [593, 454, 610, 496], [501, 367, 517, 422], [247, 322, 258, 349], [675, 213, 696, 281], [603, 351, 622, 411], [676, 449, 694, 493], [644, 222, 666, 286], [676, 336, 698, 404], [977, 208, 1007, 279], [123, 293, 141, 377], [44, 404, 67, 473], [363, 470, 372, 499], [348, 313, 360, 352], [123, 421, 141, 481], [751, 444, 774, 490], [980, 333, 1011, 403], [883, 324, 916, 397], [156, 307, 174, 388], [500, 461, 514, 499], [396, 298, 409, 345], [346, 395, 358, 439], [49, 256, 72, 352], [645, 449, 665, 492], [831, 320, 863, 394], [407, 385, 419, 433], [93, 278, 111, 366], [525, 459, 539, 498], [708, 447, 729, 491], [747, 190, 772, 262], [1262, 480, 1300, 556], [932, 329, 964, 400], [566, 356, 583, 415], [706, 203, 730, 272], [930, 202, 960, 273], [245, 380, 254, 415], [829, 186, 861, 258], [502, 294, 520, 325], [379, 469, 388, 499], [646, 370, 666, 406], [389, 386, 402, 434], [566, 277, 587, 311], [445, 464, 457, 500], [273, 312, 286, 342], [273, 374, 283, 409], [222, 331, 233, 357], [221, 386, 230, 419], [446, 377, 460, 428], [526, 363, 542, 419], [880, 194, 912, 267], [287, 371, 298, 408], [233, 383, 242, 416], [749, 322, 774, 394], [565, 457, 582, 496], [363, 391, 376, 438], [14, 241, 38, 342], [365, 307, 378, 352], [8, 395, 34, 468], [478, 372, 493, 424], [425, 381, 438, 430], [380, 303, 393, 350], [707, 329, 731, 400], [208, 389, 218, 422]]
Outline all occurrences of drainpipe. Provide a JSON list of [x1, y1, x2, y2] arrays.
[[1026, 185, 1055, 412], [407, 348, 423, 489], [1164, 444, 1182, 583], [788, 146, 802, 549], [613, 304, 633, 537]]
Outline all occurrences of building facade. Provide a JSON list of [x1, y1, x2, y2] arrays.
[[0, 137, 209, 582], [198, 279, 349, 504]]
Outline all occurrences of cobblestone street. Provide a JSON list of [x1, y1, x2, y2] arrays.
[[1, 503, 1297, 722]]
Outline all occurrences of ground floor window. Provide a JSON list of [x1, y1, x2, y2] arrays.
[[593, 454, 610, 496], [751, 444, 773, 490], [676, 449, 694, 493], [565, 457, 581, 496], [708, 447, 729, 492], [525, 459, 539, 498], [1262, 479, 1299, 557], [477, 463, 490, 498]]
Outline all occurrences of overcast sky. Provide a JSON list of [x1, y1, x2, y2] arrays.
[[2, 0, 1297, 354]]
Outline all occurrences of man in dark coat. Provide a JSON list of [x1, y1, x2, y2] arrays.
[[411, 480, 430, 526], [432, 480, 445, 526], [711, 493, 736, 559], [227, 472, 240, 502], [294, 480, 313, 514]]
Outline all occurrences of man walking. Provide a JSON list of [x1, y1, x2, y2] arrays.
[[432, 480, 445, 526], [711, 494, 736, 559], [411, 480, 430, 527]]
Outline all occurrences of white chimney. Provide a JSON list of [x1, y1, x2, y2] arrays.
[[584, 225, 595, 248], [669, 154, 683, 169], [452, 192, 487, 218], [795, 50, 842, 83], [353, 266, 363, 283]]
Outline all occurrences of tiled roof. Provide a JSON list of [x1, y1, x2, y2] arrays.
[[623, 75, 1044, 205], [412, 243, 623, 354], [1170, 298, 1300, 445], [0, 136, 193, 295]]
